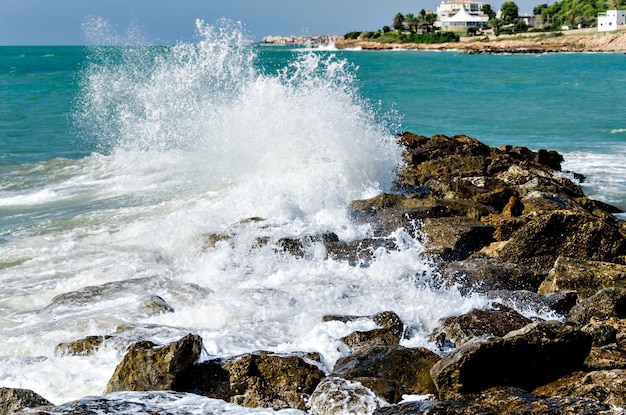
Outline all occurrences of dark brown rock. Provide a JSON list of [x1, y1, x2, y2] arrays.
[[56, 335, 113, 356], [584, 344, 626, 370], [481, 213, 530, 241], [534, 369, 626, 408], [497, 210, 626, 274], [104, 333, 202, 393], [342, 328, 400, 352], [439, 258, 541, 294], [539, 256, 626, 299], [0, 387, 52, 415], [420, 217, 495, 261], [374, 387, 621, 415], [430, 320, 592, 399], [372, 311, 405, 339], [174, 359, 231, 399], [567, 287, 626, 326], [223, 351, 325, 410], [430, 304, 533, 347], [332, 346, 440, 403]]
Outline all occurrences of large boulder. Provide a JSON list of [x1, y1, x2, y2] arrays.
[[534, 369, 626, 408], [308, 377, 381, 415], [496, 210, 626, 274], [331, 346, 440, 403], [420, 217, 495, 261], [373, 387, 622, 415], [439, 258, 541, 294], [539, 256, 626, 299], [0, 388, 51, 415], [567, 287, 626, 326], [584, 344, 626, 370], [224, 351, 325, 410], [104, 333, 202, 393], [430, 304, 533, 348], [429, 320, 592, 399]]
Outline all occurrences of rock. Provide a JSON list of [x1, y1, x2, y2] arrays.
[[341, 328, 400, 352], [439, 258, 541, 294], [331, 346, 440, 403], [430, 320, 592, 399], [420, 217, 495, 261], [430, 304, 532, 348], [374, 386, 622, 415], [372, 311, 405, 339], [481, 213, 530, 241], [584, 344, 626, 370], [141, 295, 174, 314], [486, 289, 578, 316], [580, 317, 626, 347], [497, 210, 626, 275], [329, 311, 405, 351], [104, 333, 203, 393], [0, 387, 52, 415], [56, 334, 113, 356], [539, 256, 626, 299], [223, 351, 324, 410], [175, 359, 231, 399], [534, 369, 626, 408], [501, 195, 524, 217], [349, 193, 453, 237], [44, 276, 211, 317], [308, 377, 381, 415], [322, 311, 404, 336], [567, 287, 626, 326], [11, 391, 311, 415]]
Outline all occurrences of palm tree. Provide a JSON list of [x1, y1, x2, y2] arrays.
[[393, 13, 406, 31], [406, 13, 419, 33]]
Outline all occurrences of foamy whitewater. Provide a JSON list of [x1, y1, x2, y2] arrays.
[[0, 21, 495, 407], [0, 20, 618, 413]]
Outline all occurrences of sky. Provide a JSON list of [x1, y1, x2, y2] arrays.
[[0, 0, 539, 46]]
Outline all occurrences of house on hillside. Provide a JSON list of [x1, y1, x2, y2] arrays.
[[598, 9, 625, 31], [435, 0, 490, 32]]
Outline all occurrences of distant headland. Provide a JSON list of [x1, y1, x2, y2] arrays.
[[260, 35, 344, 47], [260, 27, 626, 53]]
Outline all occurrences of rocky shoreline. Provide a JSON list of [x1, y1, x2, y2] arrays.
[[4, 133, 626, 414], [335, 27, 626, 53]]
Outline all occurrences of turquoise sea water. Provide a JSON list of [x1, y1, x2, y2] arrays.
[[0, 29, 625, 407], [3, 46, 625, 206]]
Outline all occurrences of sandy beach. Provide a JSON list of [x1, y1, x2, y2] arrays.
[[336, 26, 626, 53]]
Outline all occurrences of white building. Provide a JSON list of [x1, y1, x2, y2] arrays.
[[598, 9, 625, 31], [436, 0, 490, 31]]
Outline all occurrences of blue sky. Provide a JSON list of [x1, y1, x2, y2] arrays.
[[0, 0, 539, 45]]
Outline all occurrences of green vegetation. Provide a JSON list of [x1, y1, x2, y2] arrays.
[[535, 0, 623, 29], [347, 0, 624, 46], [344, 30, 459, 44]]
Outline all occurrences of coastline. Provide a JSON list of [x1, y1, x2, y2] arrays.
[[335, 26, 626, 53]]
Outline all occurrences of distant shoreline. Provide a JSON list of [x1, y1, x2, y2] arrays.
[[334, 27, 626, 53]]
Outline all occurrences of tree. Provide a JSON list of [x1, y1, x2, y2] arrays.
[[423, 12, 438, 32], [393, 13, 406, 31], [482, 4, 497, 19], [501, 1, 520, 23], [406, 13, 420, 32], [533, 3, 548, 15]]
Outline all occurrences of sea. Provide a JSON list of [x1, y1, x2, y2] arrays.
[[1, 20, 625, 412]]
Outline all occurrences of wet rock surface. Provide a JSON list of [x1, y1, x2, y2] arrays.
[[0, 387, 52, 415]]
